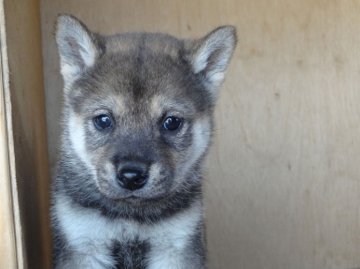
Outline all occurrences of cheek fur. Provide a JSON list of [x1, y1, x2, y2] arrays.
[[172, 118, 211, 183], [180, 117, 211, 176], [68, 112, 96, 176]]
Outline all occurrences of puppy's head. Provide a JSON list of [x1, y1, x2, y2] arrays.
[[56, 15, 236, 202]]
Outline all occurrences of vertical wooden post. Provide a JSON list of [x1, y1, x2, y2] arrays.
[[0, 42, 18, 269], [1, 0, 51, 268], [0, 2, 21, 269]]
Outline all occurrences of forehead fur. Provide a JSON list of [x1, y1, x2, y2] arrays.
[[105, 32, 183, 59], [68, 32, 212, 114], [57, 15, 236, 113]]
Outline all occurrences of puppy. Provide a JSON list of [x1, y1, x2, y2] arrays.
[[52, 14, 236, 269]]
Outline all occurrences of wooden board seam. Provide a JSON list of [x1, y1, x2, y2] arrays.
[[0, 0, 25, 267]]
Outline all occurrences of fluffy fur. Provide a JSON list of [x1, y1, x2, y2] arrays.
[[52, 14, 236, 269]]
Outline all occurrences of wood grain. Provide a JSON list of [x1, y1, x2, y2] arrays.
[[3, 0, 51, 268], [41, 1, 360, 268], [0, 2, 18, 267]]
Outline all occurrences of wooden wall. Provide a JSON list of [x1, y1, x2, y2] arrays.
[[2, 0, 51, 268], [0, 2, 18, 267], [41, 1, 360, 268]]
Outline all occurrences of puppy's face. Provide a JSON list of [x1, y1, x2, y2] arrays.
[[56, 15, 236, 202]]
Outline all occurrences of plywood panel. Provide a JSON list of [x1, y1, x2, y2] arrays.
[[41, 1, 360, 268], [0, 2, 17, 267], [4, 0, 51, 268]]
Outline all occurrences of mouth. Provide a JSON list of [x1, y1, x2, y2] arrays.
[[119, 195, 142, 203], [115, 195, 156, 205], [98, 173, 171, 201], [114, 190, 170, 203]]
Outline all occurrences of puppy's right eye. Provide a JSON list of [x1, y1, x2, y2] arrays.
[[93, 114, 113, 130], [162, 116, 182, 131]]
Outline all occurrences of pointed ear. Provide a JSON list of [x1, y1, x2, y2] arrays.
[[56, 15, 101, 87], [188, 26, 237, 99]]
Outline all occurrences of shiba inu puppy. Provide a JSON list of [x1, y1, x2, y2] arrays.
[[52, 14, 236, 269]]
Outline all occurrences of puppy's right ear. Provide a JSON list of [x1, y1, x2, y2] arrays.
[[187, 26, 237, 101], [56, 15, 101, 87]]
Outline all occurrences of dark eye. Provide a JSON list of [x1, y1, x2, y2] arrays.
[[93, 114, 113, 130], [163, 116, 182, 131]]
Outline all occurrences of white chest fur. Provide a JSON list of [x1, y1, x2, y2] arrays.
[[55, 196, 202, 269]]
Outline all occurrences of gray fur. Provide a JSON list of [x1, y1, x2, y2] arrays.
[[52, 14, 236, 269]]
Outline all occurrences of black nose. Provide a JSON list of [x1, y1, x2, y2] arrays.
[[117, 163, 148, 191]]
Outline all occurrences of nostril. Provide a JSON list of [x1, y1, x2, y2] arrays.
[[117, 168, 148, 190]]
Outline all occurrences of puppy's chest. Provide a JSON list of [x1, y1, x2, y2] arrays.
[[111, 239, 149, 269], [58, 200, 201, 268], [66, 216, 188, 269]]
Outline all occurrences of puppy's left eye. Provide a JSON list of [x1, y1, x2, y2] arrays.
[[162, 116, 183, 131], [93, 114, 113, 130]]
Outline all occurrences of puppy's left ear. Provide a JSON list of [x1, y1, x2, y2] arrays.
[[188, 26, 237, 99], [56, 15, 102, 88]]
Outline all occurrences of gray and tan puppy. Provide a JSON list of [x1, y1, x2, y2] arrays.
[[52, 14, 236, 269]]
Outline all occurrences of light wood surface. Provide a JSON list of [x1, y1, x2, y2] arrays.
[[0, 2, 18, 268], [0, 65, 18, 269], [41, 1, 360, 268], [3, 0, 51, 268]]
